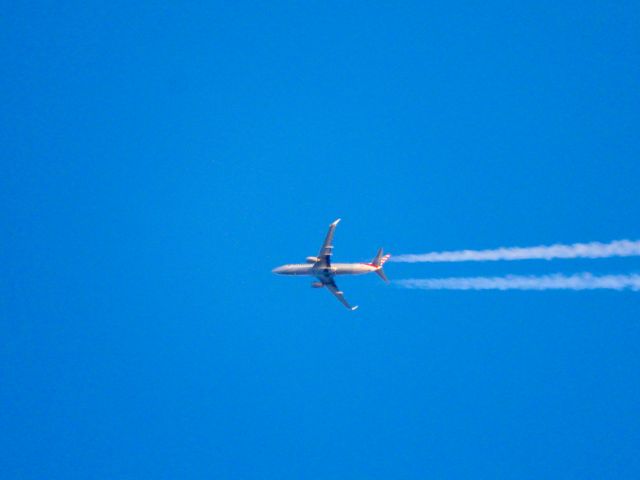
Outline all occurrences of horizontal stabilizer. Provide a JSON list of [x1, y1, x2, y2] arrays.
[[376, 268, 390, 283]]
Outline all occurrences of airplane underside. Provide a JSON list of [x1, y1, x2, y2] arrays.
[[272, 219, 390, 310]]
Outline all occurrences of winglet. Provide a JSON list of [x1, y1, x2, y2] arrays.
[[351, 306, 359, 311], [331, 218, 341, 226]]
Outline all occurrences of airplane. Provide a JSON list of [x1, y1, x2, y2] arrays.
[[272, 219, 390, 310]]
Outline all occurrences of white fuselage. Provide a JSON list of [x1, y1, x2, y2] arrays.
[[272, 262, 378, 277], [272, 218, 389, 309]]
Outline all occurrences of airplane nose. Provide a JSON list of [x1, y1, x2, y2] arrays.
[[272, 266, 284, 274]]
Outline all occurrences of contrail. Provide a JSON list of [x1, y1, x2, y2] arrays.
[[391, 239, 640, 263], [396, 273, 640, 291]]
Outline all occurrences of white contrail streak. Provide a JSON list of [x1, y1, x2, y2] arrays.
[[391, 240, 640, 263], [396, 273, 640, 291]]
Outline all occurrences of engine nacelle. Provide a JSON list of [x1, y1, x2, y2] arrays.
[[306, 256, 319, 264], [311, 282, 324, 288]]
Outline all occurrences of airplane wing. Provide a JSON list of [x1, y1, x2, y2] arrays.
[[315, 218, 341, 267], [324, 278, 358, 311]]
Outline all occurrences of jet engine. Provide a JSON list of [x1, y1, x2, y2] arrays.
[[311, 282, 324, 288], [306, 256, 319, 263]]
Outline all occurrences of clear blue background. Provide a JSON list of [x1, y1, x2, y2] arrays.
[[3, 2, 640, 478]]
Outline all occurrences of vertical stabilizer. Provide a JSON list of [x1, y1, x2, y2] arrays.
[[372, 248, 391, 267], [372, 249, 391, 283]]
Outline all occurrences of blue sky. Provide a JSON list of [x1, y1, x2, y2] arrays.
[[3, 2, 640, 478]]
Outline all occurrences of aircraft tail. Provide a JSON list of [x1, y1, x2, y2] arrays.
[[372, 248, 391, 283]]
